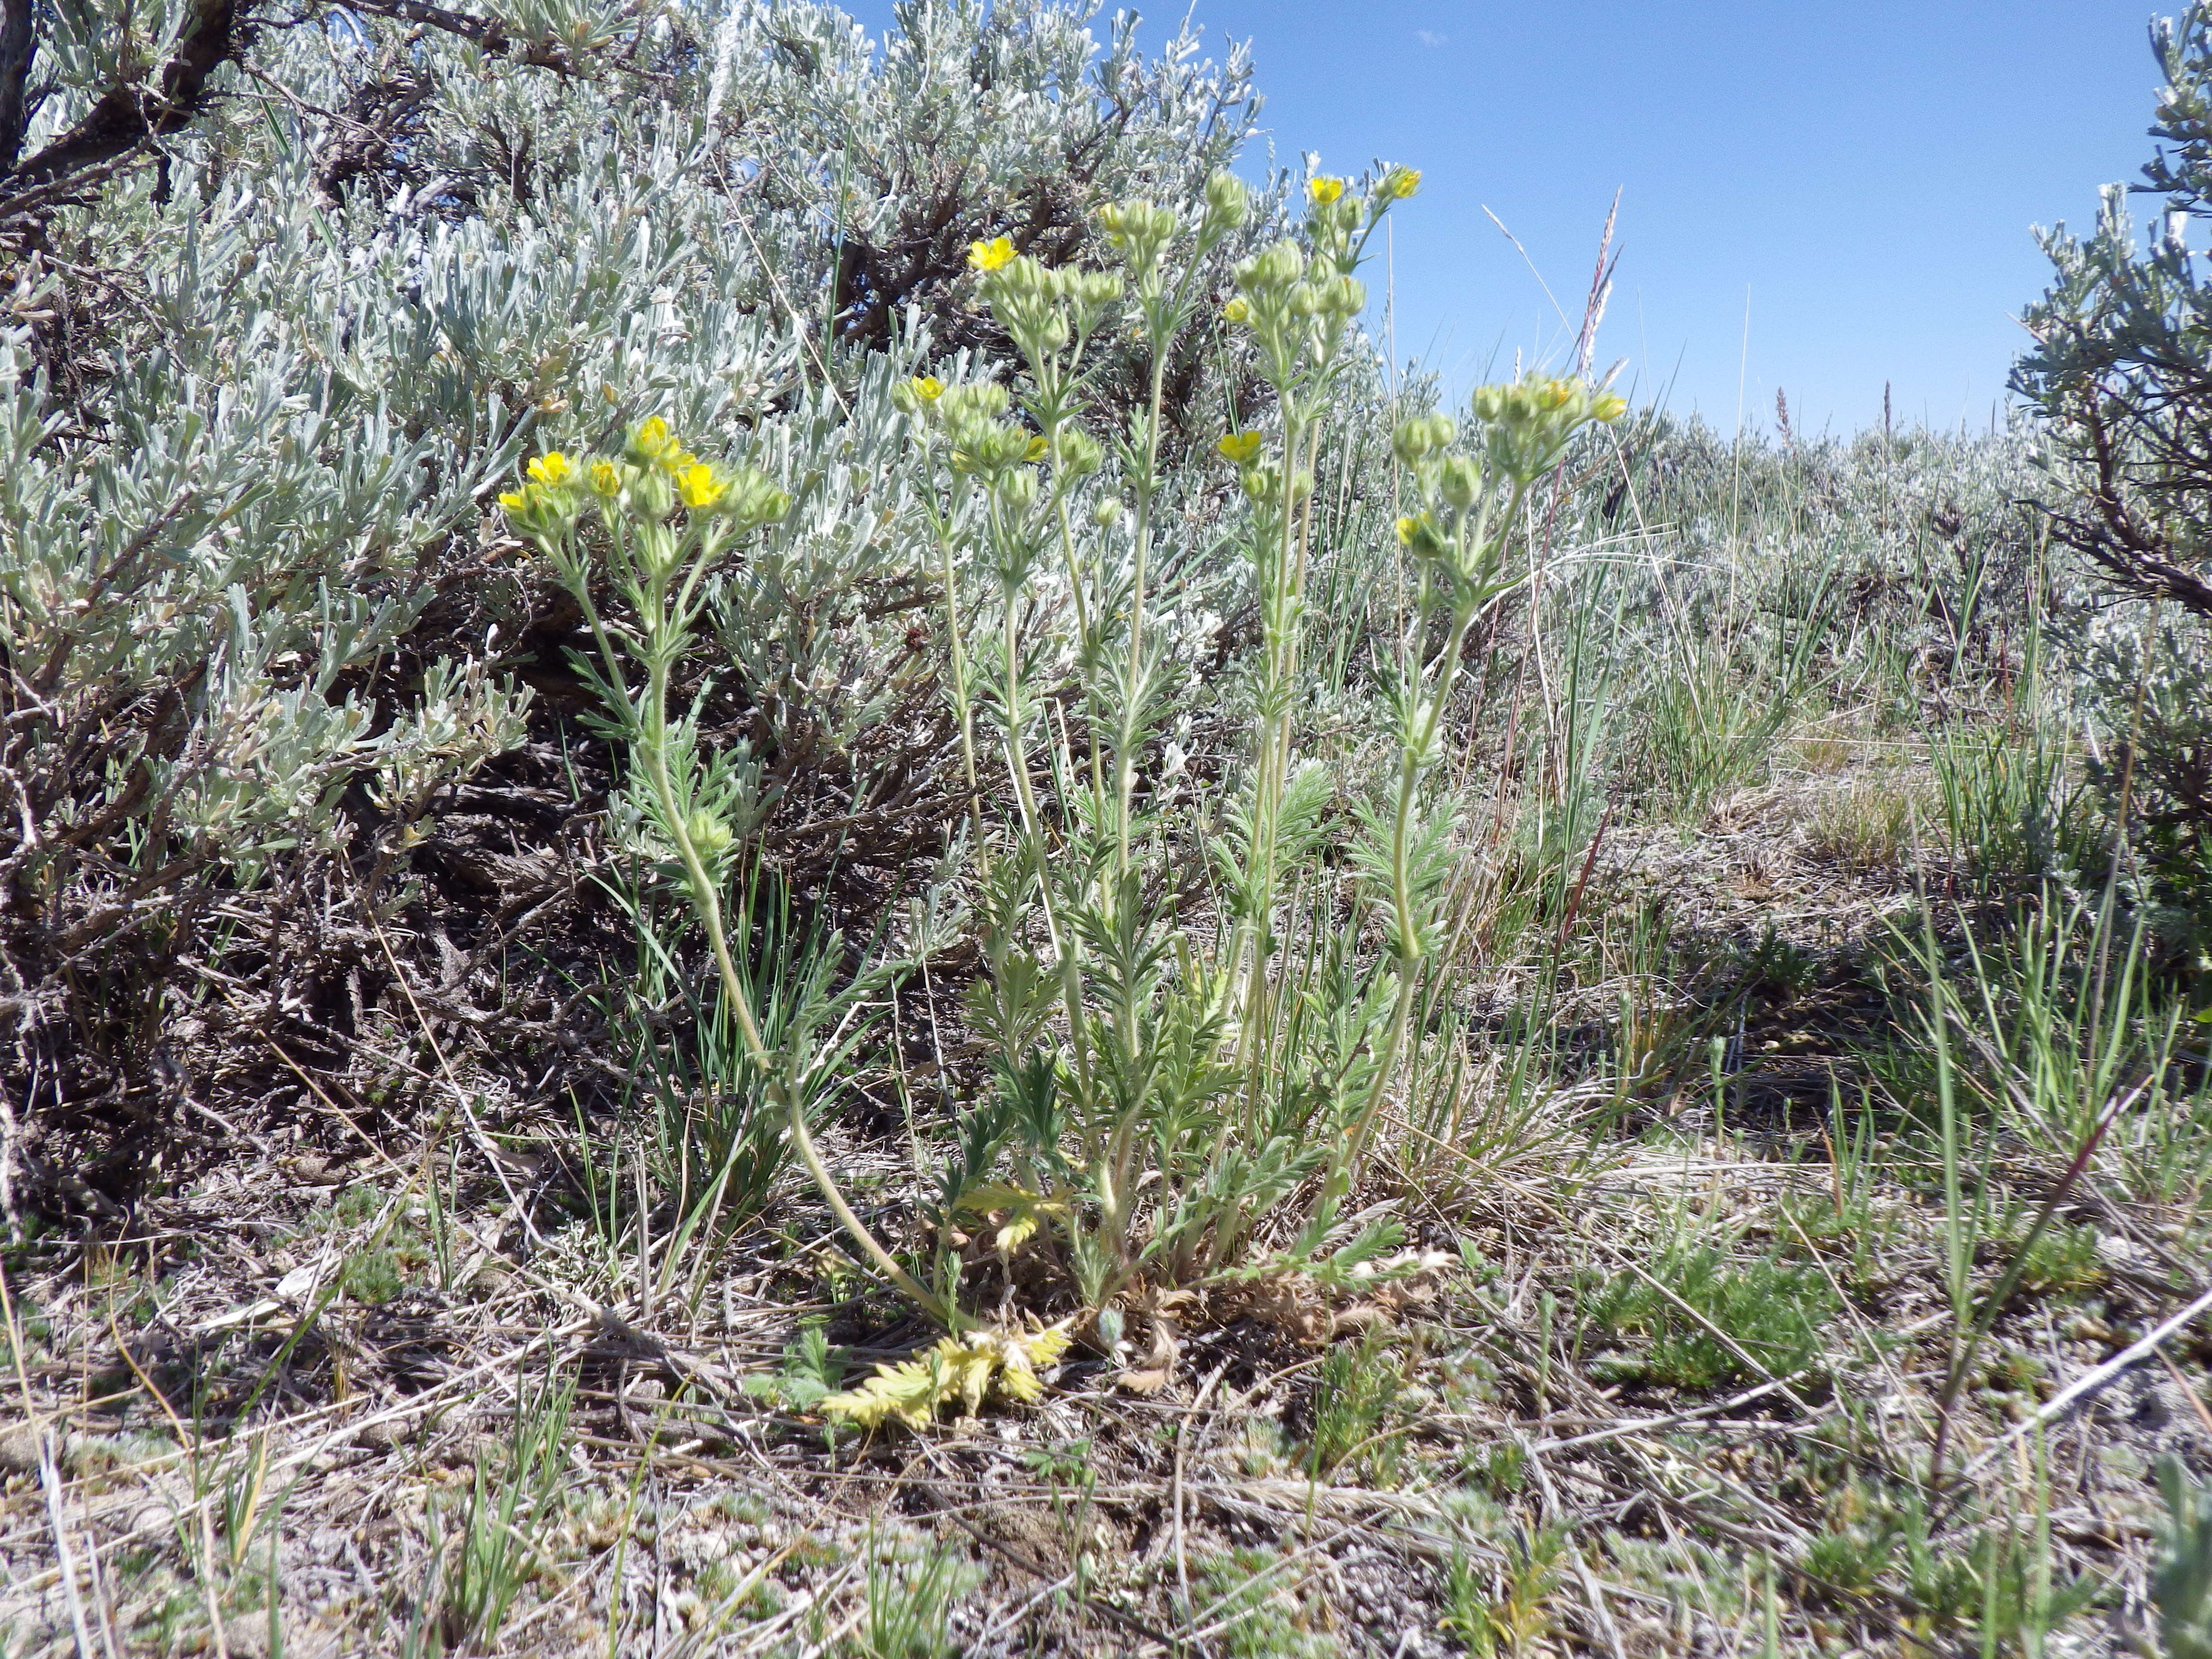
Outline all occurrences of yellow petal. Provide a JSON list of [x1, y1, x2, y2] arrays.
[[677, 462, 726, 509]]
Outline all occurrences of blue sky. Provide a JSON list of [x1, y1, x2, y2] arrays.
[[837, 1, 2171, 435]]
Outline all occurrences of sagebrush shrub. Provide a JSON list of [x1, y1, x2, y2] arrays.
[[0, 0, 1285, 1212]]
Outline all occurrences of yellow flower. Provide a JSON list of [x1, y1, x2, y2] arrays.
[[1395, 515, 1418, 546], [1215, 431, 1264, 464], [677, 462, 726, 509], [1380, 166, 1421, 201], [497, 490, 529, 514], [911, 375, 945, 402], [1591, 393, 1629, 423], [1222, 297, 1250, 324], [587, 459, 622, 496], [526, 451, 573, 486], [628, 416, 674, 462], [1306, 176, 1346, 207], [1023, 436, 1048, 463], [968, 236, 1017, 272]]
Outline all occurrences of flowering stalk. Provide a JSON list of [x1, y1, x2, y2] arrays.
[[501, 425, 953, 1326], [1218, 166, 1419, 1116], [1329, 377, 1627, 1195]]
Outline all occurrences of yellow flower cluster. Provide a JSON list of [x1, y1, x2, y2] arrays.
[[495, 419, 790, 541]]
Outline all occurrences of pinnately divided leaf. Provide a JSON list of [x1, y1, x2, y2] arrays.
[[820, 1323, 1075, 1431]]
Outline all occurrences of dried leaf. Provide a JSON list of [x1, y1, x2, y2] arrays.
[[820, 1321, 1071, 1431]]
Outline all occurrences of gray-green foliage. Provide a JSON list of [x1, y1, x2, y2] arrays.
[[0, 0, 1278, 1187], [2015, 0, 2212, 621], [2014, 0, 2212, 944]]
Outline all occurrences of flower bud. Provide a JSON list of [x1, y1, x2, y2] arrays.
[[715, 467, 790, 529], [1053, 429, 1104, 477], [1391, 413, 1455, 465], [1236, 240, 1305, 296], [996, 468, 1039, 512], [625, 416, 677, 466], [1205, 171, 1249, 227], [637, 522, 681, 580], [496, 482, 572, 540], [628, 465, 675, 521], [891, 375, 944, 415], [1439, 454, 1483, 510], [1378, 165, 1421, 202], [938, 382, 1010, 423], [684, 808, 735, 861], [1073, 270, 1125, 312], [1091, 497, 1124, 529], [1395, 512, 1447, 561], [1099, 200, 1179, 270]]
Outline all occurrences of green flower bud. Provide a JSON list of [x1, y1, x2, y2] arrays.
[[1072, 270, 1126, 313], [684, 808, 735, 862], [1392, 413, 1455, 466], [996, 468, 1039, 512], [1053, 429, 1104, 478], [1439, 454, 1483, 510], [628, 465, 675, 522], [948, 411, 1037, 475], [1091, 496, 1124, 529], [938, 382, 1010, 423], [1204, 171, 1250, 229], [1099, 200, 1179, 270], [1236, 240, 1306, 296], [1378, 165, 1421, 202], [1395, 512, 1448, 562], [636, 522, 681, 580], [715, 467, 790, 529], [495, 481, 574, 540]]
